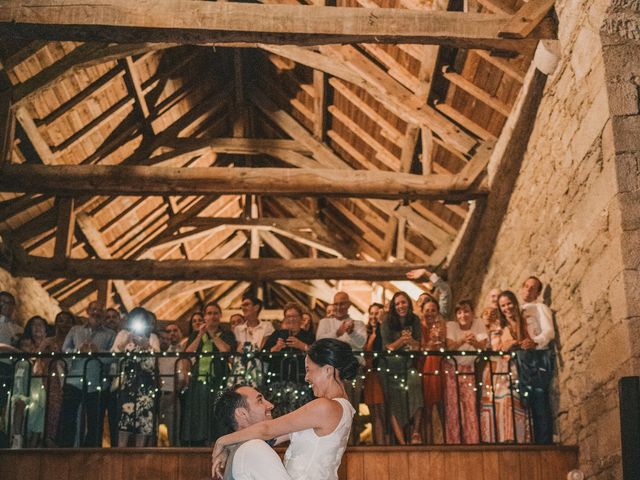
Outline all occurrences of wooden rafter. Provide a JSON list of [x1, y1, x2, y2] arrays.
[[442, 66, 512, 117], [0, 1, 554, 51], [11, 42, 175, 105], [0, 88, 15, 168], [142, 231, 248, 311], [15, 105, 53, 163], [251, 86, 462, 255], [75, 212, 135, 310], [259, 44, 475, 155]]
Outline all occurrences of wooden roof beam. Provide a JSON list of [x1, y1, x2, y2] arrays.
[[0, 164, 488, 201], [142, 231, 247, 311], [0, 194, 50, 222], [0, 1, 554, 51], [498, 0, 555, 39], [13, 256, 429, 281]]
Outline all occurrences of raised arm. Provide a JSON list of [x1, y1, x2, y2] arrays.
[[212, 397, 342, 476]]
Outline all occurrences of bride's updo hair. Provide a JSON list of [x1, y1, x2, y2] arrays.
[[307, 338, 359, 381]]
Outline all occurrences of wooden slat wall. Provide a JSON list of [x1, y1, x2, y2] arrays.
[[0, 446, 578, 480]]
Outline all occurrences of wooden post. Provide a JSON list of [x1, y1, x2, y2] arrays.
[[0, 89, 15, 168], [97, 279, 113, 308], [53, 197, 76, 262]]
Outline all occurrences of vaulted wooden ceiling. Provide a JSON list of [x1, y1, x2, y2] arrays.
[[0, 0, 556, 321]]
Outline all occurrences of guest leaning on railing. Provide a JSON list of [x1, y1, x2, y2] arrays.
[[480, 293, 532, 444], [58, 301, 115, 447], [38, 311, 75, 447], [380, 291, 423, 445], [363, 302, 387, 445], [443, 300, 488, 444], [262, 303, 314, 417], [518, 276, 556, 444], [420, 297, 447, 444], [181, 301, 236, 446]]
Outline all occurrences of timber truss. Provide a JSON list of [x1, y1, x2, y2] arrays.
[[0, 0, 557, 320]]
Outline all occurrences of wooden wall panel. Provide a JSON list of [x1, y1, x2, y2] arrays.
[[0, 446, 578, 480]]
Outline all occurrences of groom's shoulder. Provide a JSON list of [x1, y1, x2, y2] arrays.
[[236, 439, 276, 459]]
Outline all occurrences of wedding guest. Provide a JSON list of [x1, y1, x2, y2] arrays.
[[380, 292, 422, 444], [59, 301, 115, 447], [111, 307, 160, 447], [420, 297, 447, 444], [181, 301, 236, 445], [479, 293, 531, 443], [363, 302, 387, 445], [444, 300, 487, 444], [39, 311, 75, 447], [263, 303, 314, 416]]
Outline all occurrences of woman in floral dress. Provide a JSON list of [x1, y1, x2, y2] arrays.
[[111, 307, 160, 447]]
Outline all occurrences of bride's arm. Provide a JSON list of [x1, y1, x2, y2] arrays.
[[220, 397, 339, 447], [212, 398, 341, 473], [273, 434, 291, 446]]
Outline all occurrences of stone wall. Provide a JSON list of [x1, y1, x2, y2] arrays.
[[453, 0, 640, 478], [0, 267, 60, 326]]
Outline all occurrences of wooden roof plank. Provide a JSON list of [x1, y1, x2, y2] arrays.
[[320, 45, 477, 154], [435, 101, 498, 141], [442, 66, 512, 117]]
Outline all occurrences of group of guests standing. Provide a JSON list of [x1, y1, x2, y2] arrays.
[[360, 271, 555, 446], [0, 294, 172, 448], [1, 269, 556, 449]]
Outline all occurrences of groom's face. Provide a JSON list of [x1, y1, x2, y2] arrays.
[[236, 386, 274, 428]]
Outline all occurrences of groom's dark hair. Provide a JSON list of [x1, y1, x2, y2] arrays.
[[214, 385, 249, 434]]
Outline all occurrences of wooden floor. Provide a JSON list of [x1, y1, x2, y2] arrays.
[[0, 445, 578, 480]]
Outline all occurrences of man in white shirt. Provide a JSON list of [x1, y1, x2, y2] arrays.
[[0, 291, 22, 347], [235, 294, 275, 352], [158, 322, 185, 445], [0, 291, 22, 448], [520, 276, 555, 350], [517, 275, 556, 444], [213, 386, 291, 480], [316, 292, 366, 350]]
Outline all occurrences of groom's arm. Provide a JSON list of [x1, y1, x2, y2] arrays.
[[233, 440, 291, 480]]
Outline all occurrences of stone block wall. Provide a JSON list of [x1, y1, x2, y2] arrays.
[[454, 0, 640, 478], [0, 267, 60, 326]]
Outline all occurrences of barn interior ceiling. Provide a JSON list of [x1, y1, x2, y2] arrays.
[[0, 0, 557, 321]]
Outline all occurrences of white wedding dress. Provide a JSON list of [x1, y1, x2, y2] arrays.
[[283, 398, 355, 480]]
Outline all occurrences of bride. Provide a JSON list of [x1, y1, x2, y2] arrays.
[[211, 338, 359, 480]]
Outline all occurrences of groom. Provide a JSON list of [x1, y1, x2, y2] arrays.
[[212, 386, 291, 480]]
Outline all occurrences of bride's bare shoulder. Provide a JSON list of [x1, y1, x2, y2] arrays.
[[303, 397, 344, 416]]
